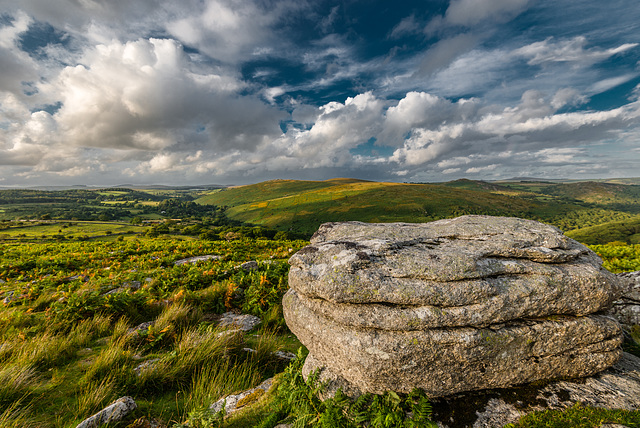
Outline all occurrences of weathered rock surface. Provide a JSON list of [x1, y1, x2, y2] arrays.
[[76, 396, 137, 428], [609, 271, 640, 331], [289, 290, 621, 396], [289, 217, 622, 327], [173, 255, 220, 265], [210, 377, 273, 415], [218, 312, 261, 332], [284, 216, 626, 398], [429, 351, 640, 427]]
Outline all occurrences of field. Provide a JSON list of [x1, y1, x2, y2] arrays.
[[1, 179, 640, 427], [196, 178, 640, 242], [0, 221, 144, 241]]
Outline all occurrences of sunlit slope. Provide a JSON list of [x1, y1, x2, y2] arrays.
[[566, 215, 640, 245], [196, 179, 563, 237], [542, 182, 640, 206]]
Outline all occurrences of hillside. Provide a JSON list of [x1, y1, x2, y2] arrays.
[[566, 215, 640, 245], [542, 182, 640, 207], [196, 179, 576, 237]]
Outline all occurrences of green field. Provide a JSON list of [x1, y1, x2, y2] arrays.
[[0, 221, 144, 241], [196, 179, 569, 237], [0, 179, 640, 426]]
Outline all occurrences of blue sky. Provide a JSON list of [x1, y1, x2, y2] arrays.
[[0, 0, 639, 186]]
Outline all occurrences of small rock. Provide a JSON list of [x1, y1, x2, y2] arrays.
[[273, 351, 296, 361], [75, 396, 137, 428], [128, 321, 154, 336], [65, 275, 88, 282], [174, 255, 220, 265], [239, 261, 259, 271], [134, 358, 160, 376], [218, 312, 261, 331], [243, 347, 256, 353], [210, 378, 273, 416], [609, 271, 640, 332], [2, 291, 14, 305]]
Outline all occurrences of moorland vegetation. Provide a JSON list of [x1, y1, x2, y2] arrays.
[[0, 178, 639, 427]]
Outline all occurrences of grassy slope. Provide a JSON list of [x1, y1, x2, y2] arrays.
[[541, 182, 640, 205], [566, 215, 640, 245], [197, 179, 573, 237]]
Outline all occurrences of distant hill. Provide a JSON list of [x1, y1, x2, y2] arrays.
[[541, 182, 640, 207], [566, 215, 640, 245], [196, 178, 574, 237]]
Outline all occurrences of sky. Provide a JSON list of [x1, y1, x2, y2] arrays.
[[0, 0, 639, 187]]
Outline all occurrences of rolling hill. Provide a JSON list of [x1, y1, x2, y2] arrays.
[[196, 178, 576, 237]]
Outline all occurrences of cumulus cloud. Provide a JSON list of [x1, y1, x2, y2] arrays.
[[0, 11, 40, 96]]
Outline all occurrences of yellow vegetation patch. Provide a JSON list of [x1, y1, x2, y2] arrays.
[[235, 388, 265, 409]]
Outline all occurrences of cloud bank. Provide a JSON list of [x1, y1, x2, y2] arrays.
[[0, 0, 639, 185]]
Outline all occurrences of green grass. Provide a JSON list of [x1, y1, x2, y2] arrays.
[[508, 402, 640, 427], [567, 215, 640, 245], [196, 179, 576, 237], [0, 234, 306, 427], [0, 221, 144, 241]]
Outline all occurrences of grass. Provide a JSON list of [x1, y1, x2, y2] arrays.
[[508, 403, 640, 427], [0, 221, 144, 241], [196, 179, 573, 237]]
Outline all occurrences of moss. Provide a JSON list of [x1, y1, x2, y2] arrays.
[[235, 388, 266, 409]]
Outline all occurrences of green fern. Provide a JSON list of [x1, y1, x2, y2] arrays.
[[268, 349, 437, 428]]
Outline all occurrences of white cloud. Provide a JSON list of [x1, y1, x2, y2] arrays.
[[515, 36, 638, 66], [445, 0, 530, 27]]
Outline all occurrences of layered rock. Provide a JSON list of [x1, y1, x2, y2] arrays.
[[283, 215, 626, 398]]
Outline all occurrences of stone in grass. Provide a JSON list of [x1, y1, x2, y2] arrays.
[[429, 351, 640, 427], [134, 358, 160, 376], [173, 255, 220, 265], [238, 261, 259, 271], [218, 312, 261, 332], [127, 321, 154, 336], [75, 396, 136, 428], [210, 378, 273, 416]]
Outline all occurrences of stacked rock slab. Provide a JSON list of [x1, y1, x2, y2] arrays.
[[283, 215, 625, 398]]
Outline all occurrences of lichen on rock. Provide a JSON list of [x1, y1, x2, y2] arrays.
[[284, 215, 626, 398]]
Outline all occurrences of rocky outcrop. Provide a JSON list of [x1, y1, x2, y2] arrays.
[[429, 351, 640, 427], [76, 396, 137, 428], [284, 216, 626, 398], [609, 271, 640, 332]]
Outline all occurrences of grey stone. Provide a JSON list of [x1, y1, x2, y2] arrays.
[[609, 271, 640, 331], [76, 396, 136, 428], [273, 350, 297, 361], [2, 291, 14, 305], [289, 217, 622, 324], [430, 352, 640, 427], [127, 321, 153, 336], [239, 261, 259, 271], [284, 217, 626, 398], [218, 312, 261, 331], [174, 255, 220, 265], [210, 377, 273, 415], [134, 358, 160, 376], [287, 289, 622, 397]]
